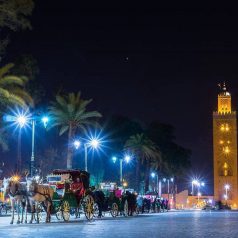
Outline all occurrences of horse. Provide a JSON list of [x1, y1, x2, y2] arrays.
[[26, 178, 54, 223], [3, 177, 28, 224]]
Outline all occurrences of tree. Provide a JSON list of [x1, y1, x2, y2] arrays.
[[0, 63, 33, 108], [48, 92, 102, 169], [0, 0, 34, 58], [147, 121, 191, 177], [12, 54, 44, 106], [124, 133, 161, 193]]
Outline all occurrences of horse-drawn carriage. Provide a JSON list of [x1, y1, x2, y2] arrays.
[[46, 169, 94, 221], [93, 182, 136, 218]]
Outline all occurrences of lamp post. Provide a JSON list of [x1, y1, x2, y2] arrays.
[[112, 155, 131, 185], [151, 172, 159, 193], [74, 138, 100, 172], [12, 112, 49, 177], [163, 177, 174, 201], [224, 184, 230, 204]]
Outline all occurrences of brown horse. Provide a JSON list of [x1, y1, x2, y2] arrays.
[[27, 178, 54, 223], [3, 178, 28, 224]]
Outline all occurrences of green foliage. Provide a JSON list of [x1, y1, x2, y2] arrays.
[[147, 121, 191, 177], [0, 0, 34, 31], [124, 133, 161, 192], [125, 133, 161, 166], [12, 54, 44, 106], [0, 0, 35, 59], [48, 92, 102, 134], [48, 91, 102, 169], [0, 63, 33, 108]]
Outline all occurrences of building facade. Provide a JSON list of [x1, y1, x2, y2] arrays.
[[213, 83, 238, 208]]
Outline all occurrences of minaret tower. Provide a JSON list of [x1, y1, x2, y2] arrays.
[[213, 83, 238, 208]]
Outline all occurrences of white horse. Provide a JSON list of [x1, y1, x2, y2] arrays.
[[3, 178, 28, 224], [26, 178, 54, 223]]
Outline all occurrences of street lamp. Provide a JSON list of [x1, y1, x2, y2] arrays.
[[192, 179, 198, 195], [224, 184, 230, 203], [74, 137, 101, 172], [112, 154, 131, 185], [191, 179, 205, 195], [163, 177, 174, 200], [11, 112, 49, 177], [151, 172, 159, 193]]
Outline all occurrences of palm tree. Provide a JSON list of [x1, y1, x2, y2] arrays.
[[0, 63, 33, 107], [48, 92, 102, 169], [124, 133, 162, 193]]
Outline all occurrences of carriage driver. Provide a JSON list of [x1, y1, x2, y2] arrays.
[[70, 177, 84, 199]]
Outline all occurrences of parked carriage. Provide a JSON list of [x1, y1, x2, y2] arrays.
[[46, 169, 94, 221], [93, 182, 130, 218]]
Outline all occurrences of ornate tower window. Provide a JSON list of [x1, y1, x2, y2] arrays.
[[220, 123, 230, 132], [219, 162, 233, 176]]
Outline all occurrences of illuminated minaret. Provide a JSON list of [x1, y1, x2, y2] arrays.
[[213, 83, 238, 208]]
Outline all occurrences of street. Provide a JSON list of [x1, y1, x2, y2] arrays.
[[0, 211, 238, 238]]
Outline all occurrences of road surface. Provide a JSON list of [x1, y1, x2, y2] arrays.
[[0, 211, 238, 238]]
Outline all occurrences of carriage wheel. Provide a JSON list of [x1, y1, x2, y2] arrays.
[[61, 201, 70, 222], [110, 203, 118, 217], [123, 200, 128, 217], [55, 206, 62, 220], [36, 203, 44, 223], [93, 203, 99, 217], [84, 195, 94, 221]]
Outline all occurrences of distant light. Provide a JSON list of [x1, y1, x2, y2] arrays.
[[74, 140, 81, 149], [151, 172, 156, 178], [224, 194, 228, 200], [41, 116, 49, 128], [124, 155, 131, 163], [170, 178, 174, 182], [123, 181, 128, 187], [90, 139, 99, 149], [225, 184, 230, 190], [201, 182, 205, 187], [11, 175, 20, 182], [197, 192, 201, 197], [192, 180, 199, 185], [208, 199, 213, 204], [163, 178, 166, 183], [17, 115, 27, 128], [112, 156, 117, 163]]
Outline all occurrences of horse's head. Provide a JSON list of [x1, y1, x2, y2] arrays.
[[3, 177, 19, 197]]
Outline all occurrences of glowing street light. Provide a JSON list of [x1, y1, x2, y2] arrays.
[[112, 156, 117, 163], [163, 177, 174, 201], [124, 155, 131, 163], [17, 115, 27, 128], [151, 172, 159, 192], [73, 140, 81, 150], [90, 139, 99, 149], [191, 179, 205, 195], [41, 116, 49, 128], [112, 154, 132, 185], [224, 184, 230, 203], [5, 110, 50, 176], [74, 137, 102, 172]]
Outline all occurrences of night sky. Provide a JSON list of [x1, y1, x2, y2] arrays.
[[5, 4, 238, 191]]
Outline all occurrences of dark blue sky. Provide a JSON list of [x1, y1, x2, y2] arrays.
[[4, 4, 238, 191]]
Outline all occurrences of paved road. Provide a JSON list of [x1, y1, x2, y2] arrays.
[[1, 211, 238, 238]]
